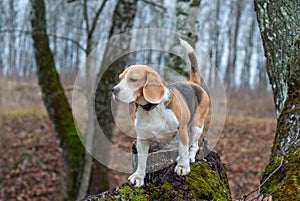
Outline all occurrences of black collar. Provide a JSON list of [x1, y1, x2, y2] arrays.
[[136, 103, 158, 111]]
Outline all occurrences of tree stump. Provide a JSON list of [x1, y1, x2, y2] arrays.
[[80, 140, 231, 201]]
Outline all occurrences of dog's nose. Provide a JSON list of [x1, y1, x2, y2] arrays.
[[112, 87, 120, 95]]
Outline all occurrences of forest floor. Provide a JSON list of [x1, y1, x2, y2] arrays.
[[0, 81, 276, 201]]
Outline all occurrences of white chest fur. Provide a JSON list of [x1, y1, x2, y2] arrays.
[[134, 104, 179, 143]]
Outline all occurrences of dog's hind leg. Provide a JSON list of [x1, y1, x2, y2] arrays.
[[175, 126, 191, 176], [189, 125, 204, 163], [189, 105, 209, 162]]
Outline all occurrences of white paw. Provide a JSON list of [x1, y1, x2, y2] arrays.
[[128, 173, 145, 187], [189, 150, 197, 163], [175, 163, 190, 176], [189, 155, 196, 163]]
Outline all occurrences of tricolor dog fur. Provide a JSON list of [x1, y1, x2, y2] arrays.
[[112, 39, 210, 187]]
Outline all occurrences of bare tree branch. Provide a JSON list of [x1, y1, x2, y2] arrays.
[[83, 0, 90, 37], [88, 0, 108, 40], [241, 158, 284, 201], [139, 0, 167, 11], [65, 87, 87, 98], [0, 28, 86, 51]]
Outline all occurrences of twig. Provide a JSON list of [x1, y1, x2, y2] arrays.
[[0, 29, 86, 52], [88, 0, 108, 40], [242, 158, 284, 201], [260, 159, 284, 192], [65, 87, 87, 98], [19, 147, 35, 179], [139, 0, 167, 12], [20, 148, 67, 197]]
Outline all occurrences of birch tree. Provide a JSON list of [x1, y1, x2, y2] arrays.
[[254, 0, 300, 199], [169, 0, 201, 76], [225, 0, 243, 89]]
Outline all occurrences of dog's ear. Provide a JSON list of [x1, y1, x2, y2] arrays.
[[119, 67, 131, 79], [143, 71, 165, 104]]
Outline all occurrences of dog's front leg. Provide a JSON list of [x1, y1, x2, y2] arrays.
[[128, 138, 149, 187]]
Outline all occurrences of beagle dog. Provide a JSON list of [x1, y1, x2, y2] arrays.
[[112, 39, 210, 187]]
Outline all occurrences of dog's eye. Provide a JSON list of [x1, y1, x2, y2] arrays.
[[129, 78, 138, 82]]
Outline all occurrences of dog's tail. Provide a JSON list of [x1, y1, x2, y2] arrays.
[[180, 38, 201, 85]]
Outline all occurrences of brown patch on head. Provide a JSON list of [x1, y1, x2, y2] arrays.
[[118, 65, 148, 98], [125, 66, 147, 88], [143, 71, 165, 104], [117, 65, 166, 103], [119, 67, 131, 79]]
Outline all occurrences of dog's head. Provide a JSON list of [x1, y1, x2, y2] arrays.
[[112, 65, 165, 104]]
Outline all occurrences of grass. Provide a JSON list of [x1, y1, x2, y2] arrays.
[[2, 106, 46, 117]]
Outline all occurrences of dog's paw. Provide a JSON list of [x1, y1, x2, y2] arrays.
[[189, 150, 197, 163], [175, 163, 191, 176], [128, 173, 145, 187], [189, 155, 196, 163]]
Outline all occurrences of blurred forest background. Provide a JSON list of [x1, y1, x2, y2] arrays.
[[0, 0, 269, 89], [0, 0, 280, 201]]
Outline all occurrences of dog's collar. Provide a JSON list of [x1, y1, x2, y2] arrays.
[[136, 103, 158, 111], [135, 88, 173, 111]]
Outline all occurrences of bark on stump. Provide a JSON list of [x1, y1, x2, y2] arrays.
[[80, 140, 231, 201]]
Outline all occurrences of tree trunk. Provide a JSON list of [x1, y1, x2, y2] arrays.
[[176, 0, 200, 43], [30, 0, 83, 200], [80, 141, 231, 201], [8, 0, 17, 79], [90, 0, 138, 194], [225, 0, 243, 89], [77, 1, 109, 198], [241, 17, 256, 89], [254, 0, 297, 116], [167, 0, 201, 77], [254, 0, 300, 199]]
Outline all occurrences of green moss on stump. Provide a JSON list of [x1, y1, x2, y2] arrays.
[[119, 186, 147, 201], [186, 164, 231, 201], [88, 163, 230, 201], [150, 181, 185, 201], [82, 150, 231, 201]]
